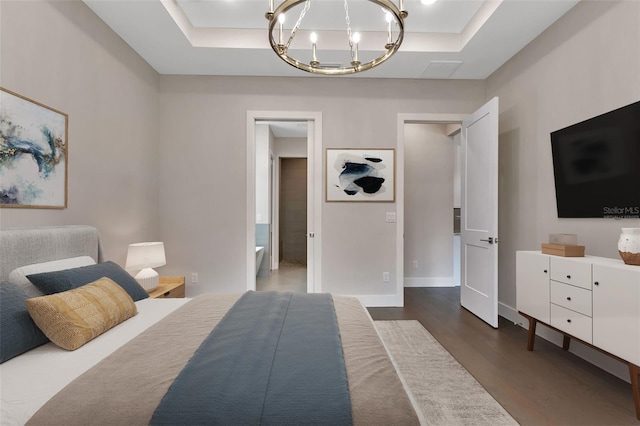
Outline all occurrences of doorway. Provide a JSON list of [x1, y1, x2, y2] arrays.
[[396, 113, 466, 306], [403, 122, 462, 290], [256, 124, 308, 293], [246, 111, 323, 293], [397, 99, 500, 327]]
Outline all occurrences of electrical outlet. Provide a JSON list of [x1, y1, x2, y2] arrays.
[[191, 272, 199, 283], [412, 260, 418, 269], [385, 212, 396, 223], [383, 271, 390, 282]]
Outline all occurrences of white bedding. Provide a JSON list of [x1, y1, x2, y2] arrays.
[[0, 297, 190, 426]]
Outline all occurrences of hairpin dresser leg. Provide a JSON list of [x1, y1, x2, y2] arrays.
[[630, 363, 640, 420]]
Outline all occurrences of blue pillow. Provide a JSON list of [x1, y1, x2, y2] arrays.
[[0, 281, 49, 363], [27, 261, 148, 302]]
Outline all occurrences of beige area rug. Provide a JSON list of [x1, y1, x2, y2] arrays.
[[375, 320, 518, 426]]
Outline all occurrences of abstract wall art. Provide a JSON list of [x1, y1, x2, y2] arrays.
[[0, 88, 68, 208], [326, 148, 395, 202]]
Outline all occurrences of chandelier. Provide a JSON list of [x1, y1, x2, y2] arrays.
[[266, 0, 408, 75]]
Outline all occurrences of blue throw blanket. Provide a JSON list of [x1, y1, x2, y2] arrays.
[[151, 291, 353, 425]]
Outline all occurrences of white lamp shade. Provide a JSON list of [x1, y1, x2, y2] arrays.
[[125, 242, 166, 270]]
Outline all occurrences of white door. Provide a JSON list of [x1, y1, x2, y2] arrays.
[[460, 97, 499, 328]]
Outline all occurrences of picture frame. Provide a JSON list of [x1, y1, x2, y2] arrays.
[[0, 87, 68, 209], [326, 148, 395, 202]]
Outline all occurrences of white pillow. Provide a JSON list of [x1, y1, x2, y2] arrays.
[[8, 256, 97, 298]]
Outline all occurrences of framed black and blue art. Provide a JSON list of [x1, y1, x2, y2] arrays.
[[326, 148, 395, 202], [0, 88, 68, 209]]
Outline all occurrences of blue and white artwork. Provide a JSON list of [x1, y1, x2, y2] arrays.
[[326, 149, 395, 202], [0, 88, 68, 208]]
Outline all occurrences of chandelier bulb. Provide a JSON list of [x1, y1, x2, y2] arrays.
[[310, 32, 318, 66], [278, 14, 285, 45], [352, 32, 361, 64], [385, 12, 393, 44]]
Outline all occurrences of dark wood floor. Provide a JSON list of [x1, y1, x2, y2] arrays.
[[368, 287, 638, 425]]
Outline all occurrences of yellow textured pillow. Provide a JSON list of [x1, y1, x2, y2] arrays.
[[25, 277, 137, 350]]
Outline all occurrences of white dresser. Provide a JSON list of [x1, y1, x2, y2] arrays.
[[516, 251, 640, 420]]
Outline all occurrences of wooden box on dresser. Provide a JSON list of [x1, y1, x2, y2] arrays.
[[516, 251, 640, 420], [148, 276, 186, 299]]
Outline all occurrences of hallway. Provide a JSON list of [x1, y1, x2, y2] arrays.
[[256, 261, 306, 293]]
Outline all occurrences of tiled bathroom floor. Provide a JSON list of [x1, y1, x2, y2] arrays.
[[256, 261, 307, 293]]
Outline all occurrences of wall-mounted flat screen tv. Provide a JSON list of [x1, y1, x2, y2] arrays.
[[550, 100, 640, 218]]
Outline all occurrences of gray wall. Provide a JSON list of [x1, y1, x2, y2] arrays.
[[255, 124, 273, 224], [485, 0, 640, 313], [0, 1, 160, 266], [274, 138, 307, 158], [157, 76, 484, 296]]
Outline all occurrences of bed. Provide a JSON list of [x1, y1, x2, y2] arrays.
[[0, 226, 423, 425]]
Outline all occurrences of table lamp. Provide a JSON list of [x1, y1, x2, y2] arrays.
[[125, 242, 166, 292]]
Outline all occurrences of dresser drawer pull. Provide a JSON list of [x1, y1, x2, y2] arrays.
[[566, 275, 571, 279], [543, 269, 548, 273], [594, 281, 599, 286], [567, 319, 572, 323], [566, 297, 571, 301]]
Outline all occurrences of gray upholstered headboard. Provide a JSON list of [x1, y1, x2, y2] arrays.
[[0, 225, 104, 281]]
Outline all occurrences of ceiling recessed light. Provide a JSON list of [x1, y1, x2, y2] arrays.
[[421, 0, 437, 5]]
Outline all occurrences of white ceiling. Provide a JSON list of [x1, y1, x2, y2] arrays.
[[83, 0, 580, 79], [259, 120, 309, 138]]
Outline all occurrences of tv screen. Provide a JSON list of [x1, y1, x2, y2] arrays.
[[550, 100, 640, 218]]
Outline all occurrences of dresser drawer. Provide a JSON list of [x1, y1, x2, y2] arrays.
[[550, 281, 592, 317], [550, 257, 591, 290], [550, 304, 592, 344]]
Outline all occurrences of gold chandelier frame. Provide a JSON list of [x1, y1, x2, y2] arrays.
[[266, 0, 407, 75]]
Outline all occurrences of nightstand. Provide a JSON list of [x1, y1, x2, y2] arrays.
[[148, 276, 185, 299]]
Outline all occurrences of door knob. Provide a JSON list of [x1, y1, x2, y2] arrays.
[[480, 237, 494, 244]]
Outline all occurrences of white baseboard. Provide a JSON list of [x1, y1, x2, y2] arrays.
[[404, 277, 456, 287], [354, 294, 401, 307], [500, 302, 630, 383], [498, 301, 527, 326]]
